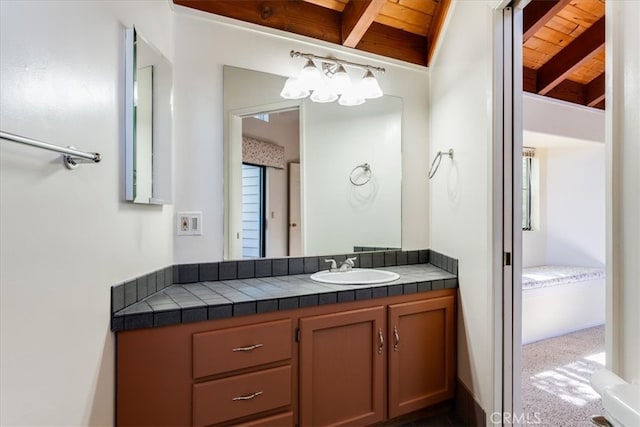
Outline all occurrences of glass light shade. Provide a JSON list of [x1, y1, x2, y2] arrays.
[[338, 86, 365, 106], [298, 59, 323, 91], [358, 69, 383, 99], [310, 80, 338, 103], [280, 77, 310, 99], [329, 65, 351, 95]]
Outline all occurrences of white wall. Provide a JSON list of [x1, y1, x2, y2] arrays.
[[523, 93, 605, 143], [0, 1, 174, 425], [428, 0, 496, 416], [173, 6, 430, 264], [543, 143, 605, 267], [522, 96, 606, 269], [522, 139, 605, 268], [606, 0, 640, 384]]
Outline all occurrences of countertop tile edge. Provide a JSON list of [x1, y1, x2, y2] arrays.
[[112, 263, 457, 332]]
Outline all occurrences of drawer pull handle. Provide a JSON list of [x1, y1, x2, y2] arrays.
[[232, 391, 263, 401], [232, 344, 264, 352]]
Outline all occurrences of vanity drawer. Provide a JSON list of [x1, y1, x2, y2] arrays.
[[193, 319, 292, 379], [234, 411, 294, 427], [193, 365, 292, 426]]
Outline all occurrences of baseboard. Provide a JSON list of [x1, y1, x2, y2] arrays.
[[455, 378, 486, 426]]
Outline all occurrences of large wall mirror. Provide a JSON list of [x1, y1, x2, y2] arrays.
[[124, 28, 172, 204], [224, 66, 402, 260]]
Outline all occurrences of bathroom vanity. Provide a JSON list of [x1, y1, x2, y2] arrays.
[[113, 254, 458, 426]]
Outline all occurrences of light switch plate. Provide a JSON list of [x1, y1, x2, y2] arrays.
[[177, 211, 202, 236]]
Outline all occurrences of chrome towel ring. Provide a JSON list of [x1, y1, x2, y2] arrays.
[[428, 149, 454, 179], [349, 163, 372, 186]]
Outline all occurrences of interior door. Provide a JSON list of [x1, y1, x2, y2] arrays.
[[288, 162, 301, 256]]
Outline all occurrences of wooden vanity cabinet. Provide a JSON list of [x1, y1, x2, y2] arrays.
[[116, 289, 456, 426]]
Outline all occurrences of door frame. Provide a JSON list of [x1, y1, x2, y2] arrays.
[[288, 162, 302, 256], [225, 100, 302, 260], [494, 1, 526, 424]]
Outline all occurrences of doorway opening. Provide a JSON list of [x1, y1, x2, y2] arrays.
[[519, 135, 606, 426], [502, 2, 608, 424], [238, 108, 301, 259]]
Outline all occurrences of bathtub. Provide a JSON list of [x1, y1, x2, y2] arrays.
[[521, 265, 605, 344]]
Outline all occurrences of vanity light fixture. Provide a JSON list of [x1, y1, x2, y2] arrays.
[[280, 50, 385, 106]]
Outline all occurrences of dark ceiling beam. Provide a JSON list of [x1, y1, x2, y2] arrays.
[[174, 1, 342, 43], [523, 0, 572, 42], [545, 78, 587, 106], [356, 22, 428, 67], [427, 0, 452, 65], [174, 0, 427, 67], [523, 66, 605, 110], [523, 66, 537, 93], [537, 16, 605, 95], [342, 0, 387, 48], [586, 72, 605, 107]]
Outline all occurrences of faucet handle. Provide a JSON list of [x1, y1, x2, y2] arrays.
[[324, 259, 337, 270], [346, 257, 357, 267]]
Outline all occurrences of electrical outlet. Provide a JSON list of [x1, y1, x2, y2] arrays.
[[177, 211, 202, 236]]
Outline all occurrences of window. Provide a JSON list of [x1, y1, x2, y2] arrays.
[[522, 153, 533, 231], [252, 113, 270, 122], [241, 164, 266, 258]]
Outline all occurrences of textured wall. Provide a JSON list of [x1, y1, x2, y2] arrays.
[[0, 1, 174, 424]]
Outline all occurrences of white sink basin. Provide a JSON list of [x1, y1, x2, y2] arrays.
[[310, 269, 400, 285]]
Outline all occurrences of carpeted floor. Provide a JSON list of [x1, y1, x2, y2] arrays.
[[522, 325, 606, 427]]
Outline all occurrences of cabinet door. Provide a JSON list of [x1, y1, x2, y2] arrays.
[[388, 296, 455, 418], [299, 306, 385, 427]]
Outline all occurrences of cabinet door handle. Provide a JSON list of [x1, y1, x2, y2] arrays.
[[377, 328, 384, 354], [393, 325, 399, 352], [232, 391, 263, 401], [232, 343, 263, 352]]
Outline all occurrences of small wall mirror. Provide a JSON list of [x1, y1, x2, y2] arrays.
[[124, 27, 172, 204]]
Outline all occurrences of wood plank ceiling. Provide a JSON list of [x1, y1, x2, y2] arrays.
[[523, 0, 605, 109], [174, 0, 605, 110]]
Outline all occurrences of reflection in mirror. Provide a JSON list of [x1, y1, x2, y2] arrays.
[[136, 66, 153, 201], [124, 28, 172, 205], [224, 66, 402, 260]]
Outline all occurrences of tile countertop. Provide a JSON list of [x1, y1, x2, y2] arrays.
[[111, 263, 457, 332]]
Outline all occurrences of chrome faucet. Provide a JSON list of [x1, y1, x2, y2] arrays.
[[338, 257, 357, 272], [324, 257, 357, 272], [324, 259, 338, 272]]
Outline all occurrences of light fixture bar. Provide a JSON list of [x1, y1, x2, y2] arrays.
[[290, 50, 385, 74]]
